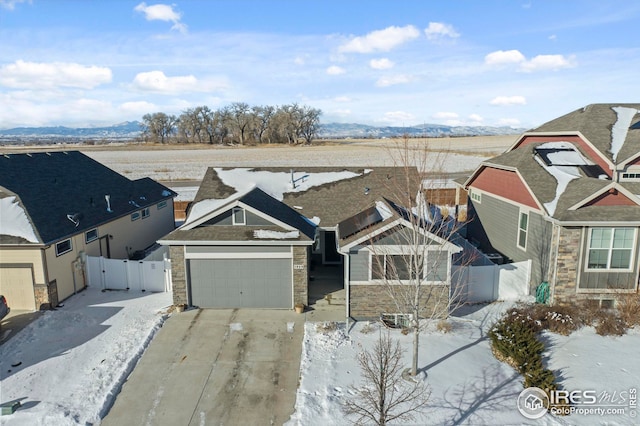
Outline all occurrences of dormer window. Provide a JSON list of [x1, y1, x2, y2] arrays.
[[232, 207, 246, 225]]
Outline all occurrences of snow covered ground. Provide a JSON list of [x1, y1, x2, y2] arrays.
[[287, 302, 640, 426], [1, 287, 637, 425], [0, 286, 172, 425]]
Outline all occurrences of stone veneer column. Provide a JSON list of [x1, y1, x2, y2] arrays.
[[169, 246, 187, 305], [552, 226, 581, 304], [292, 246, 308, 307]]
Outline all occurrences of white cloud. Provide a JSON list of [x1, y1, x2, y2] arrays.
[[369, 58, 394, 70], [424, 22, 460, 42], [119, 101, 157, 116], [326, 65, 346, 75], [294, 56, 306, 65], [485, 50, 576, 72], [381, 111, 416, 125], [433, 111, 459, 120], [0, 0, 29, 10], [498, 118, 522, 127], [490, 95, 527, 106], [339, 25, 420, 53], [333, 96, 351, 102], [520, 54, 576, 72], [549, 34, 557, 41], [134, 2, 187, 33], [375, 74, 411, 87], [0, 60, 112, 89], [131, 71, 226, 94], [468, 113, 484, 123], [484, 50, 526, 66]]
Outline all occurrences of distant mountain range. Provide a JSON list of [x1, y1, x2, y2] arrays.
[[0, 121, 526, 143]]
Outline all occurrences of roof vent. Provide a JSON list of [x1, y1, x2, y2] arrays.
[[67, 213, 80, 227], [105, 195, 113, 213]]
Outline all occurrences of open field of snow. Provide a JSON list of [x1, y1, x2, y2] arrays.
[[1, 136, 515, 183]]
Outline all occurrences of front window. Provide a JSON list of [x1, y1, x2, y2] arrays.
[[56, 239, 72, 256], [587, 228, 635, 270], [141, 207, 150, 219], [372, 254, 417, 280], [85, 228, 98, 243], [518, 211, 528, 250], [232, 207, 246, 225]]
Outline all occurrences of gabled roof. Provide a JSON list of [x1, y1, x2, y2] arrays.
[[0, 151, 175, 244], [160, 187, 316, 244], [532, 103, 640, 166], [192, 166, 421, 228], [464, 104, 640, 223]]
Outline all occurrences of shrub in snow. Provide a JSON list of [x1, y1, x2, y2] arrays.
[[436, 319, 452, 334], [616, 291, 640, 328], [594, 312, 626, 336]]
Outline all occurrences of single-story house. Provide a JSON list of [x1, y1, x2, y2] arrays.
[[0, 151, 176, 310], [160, 166, 466, 319], [462, 103, 640, 307]]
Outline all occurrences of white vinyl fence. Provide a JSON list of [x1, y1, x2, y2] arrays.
[[86, 256, 171, 292], [452, 259, 531, 303]]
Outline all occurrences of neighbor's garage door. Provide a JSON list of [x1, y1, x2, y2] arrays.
[[0, 266, 36, 310], [188, 259, 292, 308]]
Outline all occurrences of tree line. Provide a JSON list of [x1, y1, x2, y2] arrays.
[[139, 102, 322, 145]]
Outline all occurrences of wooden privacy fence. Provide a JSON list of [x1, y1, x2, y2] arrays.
[[86, 256, 171, 292], [452, 259, 531, 303]]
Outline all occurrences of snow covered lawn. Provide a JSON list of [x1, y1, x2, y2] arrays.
[[287, 302, 639, 425], [0, 286, 172, 425]]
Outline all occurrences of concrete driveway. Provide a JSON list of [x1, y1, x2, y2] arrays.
[[102, 308, 305, 426]]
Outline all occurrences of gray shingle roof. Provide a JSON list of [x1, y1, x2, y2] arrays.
[[193, 166, 421, 228], [0, 151, 175, 244]]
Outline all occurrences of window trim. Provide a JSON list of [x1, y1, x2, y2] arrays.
[[141, 207, 150, 219], [157, 200, 167, 210], [586, 227, 636, 272], [368, 248, 448, 284], [131, 211, 140, 221], [517, 210, 528, 250], [470, 189, 481, 204], [55, 238, 73, 256], [85, 228, 98, 244], [232, 207, 246, 225]]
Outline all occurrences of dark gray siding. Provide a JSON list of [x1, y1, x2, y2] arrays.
[[468, 195, 551, 288], [374, 227, 436, 245], [203, 209, 272, 226], [425, 250, 449, 282], [349, 249, 369, 281]]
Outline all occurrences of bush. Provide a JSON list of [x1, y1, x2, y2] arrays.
[[594, 312, 626, 336], [616, 292, 640, 327], [436, 320, 452, 333], [489, 309, 559, 394]]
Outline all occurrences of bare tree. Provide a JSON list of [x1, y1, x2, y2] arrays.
[[228, 102, 253, 144], [299, 105, 322, 144], [140, 112, 177, 143], [344, 331, 430, 425], [369, 137, 469, 376], [252, 105, 274, 144]]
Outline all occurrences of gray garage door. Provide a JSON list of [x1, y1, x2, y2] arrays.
[[188, 259, 292, 308]]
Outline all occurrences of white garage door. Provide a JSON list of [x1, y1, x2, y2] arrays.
[[188, 258, 292, 308], [0, 266, 36, 310]]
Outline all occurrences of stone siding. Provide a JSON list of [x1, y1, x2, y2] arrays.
[[170, 246, 187, 305], [293, 246, 309, 306], [350, 284, 450, 320], [551, 226, 581, 304]]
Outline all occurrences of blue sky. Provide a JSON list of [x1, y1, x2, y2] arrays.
[[1, 0, 639, 129]]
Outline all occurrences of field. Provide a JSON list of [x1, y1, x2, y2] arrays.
[[2, 135, 516, 183]]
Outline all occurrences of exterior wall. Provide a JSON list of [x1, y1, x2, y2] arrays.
[[95, 200, 175, 259], [551, 226, 582, 304], [515, 135, 612, 178], [585, 191, 636, 207], [349, 284, 450, 320], [349, 248, 369, 281], [469, 168, 539, 209], [293, 246, 309, 306], [44, 239, 85, 304], [204, 209, 272, 226], [0, 246, 45, 310], [170, 246, 187, 305], [467, 194, 551, 292]]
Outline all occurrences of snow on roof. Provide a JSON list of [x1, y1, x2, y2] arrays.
[[184, 195, 241, 225], [534, 141, 592, 166], [253, 230, 300, 239], [534, 155, 580, 215], [215, 168, 365, 201], [611, 106, 639, 162], [375, 200, 394, 221], [0, 196, 39, 243]]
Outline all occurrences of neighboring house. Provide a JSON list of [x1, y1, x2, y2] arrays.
[[160, 166, 466, 319], [462, 104, 640, 306], [0, 151, 176, 310]]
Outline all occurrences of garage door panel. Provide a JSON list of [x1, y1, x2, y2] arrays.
[[0, 267, 36, 310], [189, 259, 291, 308]]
